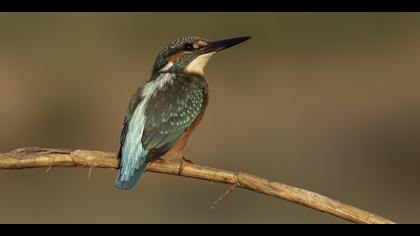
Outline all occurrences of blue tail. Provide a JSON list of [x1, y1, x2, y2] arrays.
[[115, 145, 149, 190], [116, 166, 146, 189]]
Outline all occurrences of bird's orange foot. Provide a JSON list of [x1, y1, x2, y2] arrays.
[[181, 156, 193, 165], [178, 157, 193, 175]]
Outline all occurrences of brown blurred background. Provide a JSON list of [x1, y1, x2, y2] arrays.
[[0, 13, 419, 223]]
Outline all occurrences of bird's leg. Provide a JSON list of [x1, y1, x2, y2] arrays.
[[178, 153, 193, 175]]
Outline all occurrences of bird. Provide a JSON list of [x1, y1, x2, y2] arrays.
[[116, 36, 251, 189]]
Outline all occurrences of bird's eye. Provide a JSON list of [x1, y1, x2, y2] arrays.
[[184, 43, 193, 51]]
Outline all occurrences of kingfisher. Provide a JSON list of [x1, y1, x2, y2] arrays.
[[116, 36, 251, 189]]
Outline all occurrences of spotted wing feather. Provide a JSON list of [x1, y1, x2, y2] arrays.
[[142, 77, 205, 160]]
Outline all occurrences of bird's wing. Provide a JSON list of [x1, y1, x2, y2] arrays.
[[141, 76, 205, 160], [118, 86, 144, 158], [116, 86, 150, 189]]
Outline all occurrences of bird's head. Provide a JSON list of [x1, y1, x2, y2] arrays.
[[152, 36, 251, 77]]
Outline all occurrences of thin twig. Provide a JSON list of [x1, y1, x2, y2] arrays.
[[46, 157, 55, 172], [211, 184, 237, 209], [211, 171, 239, 208], [0, 147, 395, 224], [88, 164, 93, 180]]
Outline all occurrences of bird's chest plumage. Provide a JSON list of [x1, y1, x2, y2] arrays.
[[123, 72, 208, 161]]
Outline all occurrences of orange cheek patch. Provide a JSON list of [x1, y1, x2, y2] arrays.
[[167, 51, 192, 62], [194, 41, 207, 49]]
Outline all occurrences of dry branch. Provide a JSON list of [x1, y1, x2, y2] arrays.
[[0, 147, 395, 224]]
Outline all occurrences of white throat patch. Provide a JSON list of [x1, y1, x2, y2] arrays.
[[184, 52, 215, 75]]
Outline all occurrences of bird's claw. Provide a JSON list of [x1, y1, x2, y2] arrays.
[[178, 157, 193, 175]]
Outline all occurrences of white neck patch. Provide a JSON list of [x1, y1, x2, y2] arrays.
[[184, 52, 215, 75], [160, 61, 174, 72]]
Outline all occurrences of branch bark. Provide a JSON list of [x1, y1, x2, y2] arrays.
[[0, 147, 395, 224]]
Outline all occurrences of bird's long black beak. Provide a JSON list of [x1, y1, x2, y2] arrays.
[[202, 36, 251, 54]]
